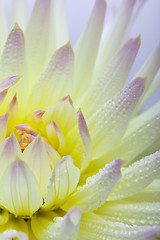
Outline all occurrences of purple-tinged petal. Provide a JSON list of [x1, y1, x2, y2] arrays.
[[108, 151, 160, 200], [0, 24, 25, 80], [88, 77, 145, 159], [82, 36, 141, 117], [0, 159, 42, 217], [62, 159, 122, 212], [0, 75, 21, 92], [28, 43, 74, 112], [31, 207, 81, 240]]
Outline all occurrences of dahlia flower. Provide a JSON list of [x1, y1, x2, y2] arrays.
[[0, 0, 159, 239]]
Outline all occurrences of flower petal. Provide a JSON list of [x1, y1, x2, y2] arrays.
[[82, 36, 141, 117], [108, 151, 160, 200], [96, 199, 160, 225], [25, 0, 51, 82], [47, 0, 69, 58], [133, 42, 160, 113], [88, 77, 145, 159], [42, 96, 77, 135], [95, 0, 136, 76], [62, 159, 122, 212], [66, 110, 92, 172], [0, 24, 25, 80], [105, 101, 160, 165], [43, 156, 80, 209], [0, 75, 21, 92], [72, 0, 106, 101], [0, 132, 22, 180], [28, 43, 74, 112], [23, 135, 51, 196], [0, 230, 28, 240], [0, 209, 9, 226], [0, 113, 8, 142], [78, 212, 160, 240], [0, 159, 42, 217], [31, 207, 81, 240]]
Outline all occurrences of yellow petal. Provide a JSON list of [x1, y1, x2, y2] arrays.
[[23, 135, 51, 196], [43, 96, 77, 135], [43, 156, 80, 209], [0, 159, 42, 217], [28, 43, 74, 112], [0, 132, 22, 180], [62, 159, 122, 212]]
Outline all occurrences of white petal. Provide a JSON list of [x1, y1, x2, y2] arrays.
[[62, 159, 122, 212]]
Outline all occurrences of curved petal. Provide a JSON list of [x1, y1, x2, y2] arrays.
[[81, 36, 141, 117], [78, 212, 160, 240], [88, 77, 145, 159], [28, 43, 74, 112], [0, 132, 22, 180], [43, 156, 80, 209], [0, 230, 28, 240], [62, 159, 122, 212], [108, 151, 160, 200], [0, 159, 42, 217], [96, 199, 160, 225], [23, 135, 51, 196], [31, 207, 81, 240], [106, 101, 160, 165]]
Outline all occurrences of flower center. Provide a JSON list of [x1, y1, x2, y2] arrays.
[[15, 124, 38, 152]]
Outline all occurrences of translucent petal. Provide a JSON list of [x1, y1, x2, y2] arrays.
[[108, 151, 160, 200], [0, 132, 22, 180], [62, 159, 122, 212], [72, 0, 106, 100], [65, 110, 92, 172], [31, 207, 81, 240], [106, 102, 160, 165], [0, 230, 28, 240], [23, 135, 51, 196], [81, 36, 141, 117], [0, 75, 21, 92], [96, 199, 160, 225], [28, 43, 74, 112], [78, 212, 160, 240], [88, 77, 145, 159], [43, 156, 80, 209], [95, 0, 136, 76], [0, 159, 42, 217], [42, 96, 77, 135], [0, 113, 8, 142], [25, 0, 51, 82], [0, 24, 25, 80]]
